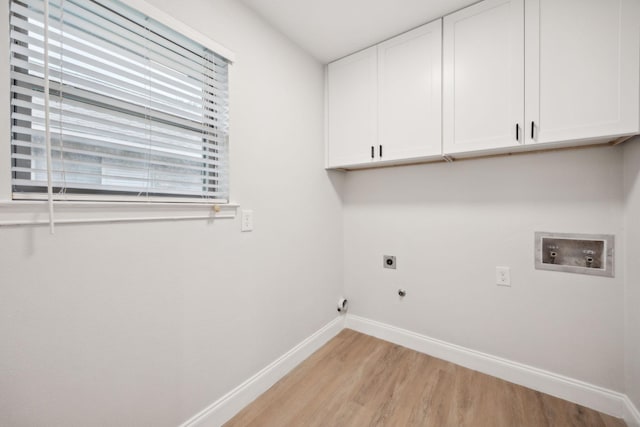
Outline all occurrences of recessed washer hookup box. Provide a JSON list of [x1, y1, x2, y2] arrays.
[[534, 232, 614, 278]]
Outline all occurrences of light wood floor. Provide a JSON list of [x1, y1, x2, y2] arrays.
[[225, 329, 626, 427]]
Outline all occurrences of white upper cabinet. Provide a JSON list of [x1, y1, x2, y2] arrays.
[[444, 0, 640, 157], [327, 46, 378, 168], [329, 0, 640, 168], [443, 0, 525, 155], [525, 0, 640, 145], [326, 21, 443, 169], [378, 20, 442, 162]]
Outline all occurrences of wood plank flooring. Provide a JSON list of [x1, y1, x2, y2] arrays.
[[225, 329, 626, 427]]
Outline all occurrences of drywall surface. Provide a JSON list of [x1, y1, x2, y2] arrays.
[[0, 0, 343, 425], [343, 146, 625, 391], [624, 137, 640, 410]]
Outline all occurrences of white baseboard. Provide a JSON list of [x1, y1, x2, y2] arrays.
[[345, 314, 626, 419], [624, 395, 640, 427], [180, 316, 345, 427]]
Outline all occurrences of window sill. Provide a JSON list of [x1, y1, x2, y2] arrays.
[[0, 200, 238, 227]]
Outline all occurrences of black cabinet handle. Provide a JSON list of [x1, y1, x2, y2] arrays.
[[379, 145, 382, 158], [371, 146, 374, 159], [516, 124, 520, 141], [531, 121, 535, 139]]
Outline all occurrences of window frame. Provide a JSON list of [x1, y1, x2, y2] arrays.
[[5, 0, 236, 205]]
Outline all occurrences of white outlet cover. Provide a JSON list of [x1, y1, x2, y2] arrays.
[[496, 266, 511, 287], [241, 210, 254, 232]]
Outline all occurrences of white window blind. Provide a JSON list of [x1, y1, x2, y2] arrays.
[[9, 0, 230, 203]]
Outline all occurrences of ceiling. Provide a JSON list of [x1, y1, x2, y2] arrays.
[[239, 0, 478, 63]]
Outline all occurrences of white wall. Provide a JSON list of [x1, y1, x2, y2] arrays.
[[624, 137, 640, 411], [0, 0, 343, 425], [343, 146, 625, 391]]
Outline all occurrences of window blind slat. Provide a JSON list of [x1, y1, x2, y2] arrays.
[[9, 12, 228, 97], [12, 146, 223, 175], [12, 95, 206, 142], [11, 102, 223, 153], [12, 163, 222, 189], [8, 35, 216, 108], [61, 0, 229, 71], [11, 0, 229, 90], [10, 81, 227, 134], [11, 61, 207, 121], [11, 107, 228, 150], [11, 0, 229, 75], [11, 135, 225, 170], [12, 178, 226, 197], [11, 74, 225, 133], [8, 22, 229, 95]]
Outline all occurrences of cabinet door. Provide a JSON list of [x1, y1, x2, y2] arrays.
[[378, 20, 442, 162], [443, 0, 524, 155], [327, 47, 377, 168], [525, 0, 640, 144]]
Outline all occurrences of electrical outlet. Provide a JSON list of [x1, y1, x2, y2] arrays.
[[241, 210, 253, 232], [496, 266, 511, 287]]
